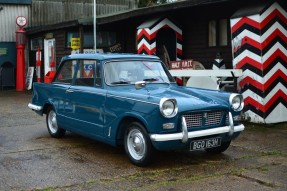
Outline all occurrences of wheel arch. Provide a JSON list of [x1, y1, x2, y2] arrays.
[[116, 115, 149, 146], [43, 103, 54, 114]]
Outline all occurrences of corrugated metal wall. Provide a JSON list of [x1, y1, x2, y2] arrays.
[[0, 0, 138, 40], [31, 0, 137, 26], [0, 4, 30, 42]]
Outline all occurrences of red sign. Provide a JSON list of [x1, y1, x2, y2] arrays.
[[169, 59, 193, 70]]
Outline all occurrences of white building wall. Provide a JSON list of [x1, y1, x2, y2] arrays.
[[0, 4, 30, 42]]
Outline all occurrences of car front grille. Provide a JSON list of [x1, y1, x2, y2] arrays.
[[183, 111, 226, 128]]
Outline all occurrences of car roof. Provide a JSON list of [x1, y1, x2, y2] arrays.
[[61, 53, 160, 62]]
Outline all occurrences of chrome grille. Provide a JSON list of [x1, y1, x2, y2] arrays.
[[206, 111, 222, 126], [183, 111, 225, 128], [184, 113, 202, 128]]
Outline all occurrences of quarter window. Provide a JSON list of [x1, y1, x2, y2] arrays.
[[54, 60, 75, 84], [74, 60, 97, 87]]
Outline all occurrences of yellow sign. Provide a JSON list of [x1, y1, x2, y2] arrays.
[[45, 33, 53, 39], [71, 38, 80, 50]]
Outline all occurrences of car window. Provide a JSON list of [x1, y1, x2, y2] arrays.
[[54, 60, 75, 84], [104, 60, 174, 85], [74, 60, 97, 87]]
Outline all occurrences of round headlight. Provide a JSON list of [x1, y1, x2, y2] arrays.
[[229, 94, 244, 111], [159, 98, 178, 118]]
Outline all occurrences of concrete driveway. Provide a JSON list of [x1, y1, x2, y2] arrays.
[[0, 90, 286, 191]]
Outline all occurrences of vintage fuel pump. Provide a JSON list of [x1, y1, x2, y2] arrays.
[[15, 16, 27, 91], [36, 47, 41, 82], [44, 45, 56, 83], [50, 46, 56, 71]]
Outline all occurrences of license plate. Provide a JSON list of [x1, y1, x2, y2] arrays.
[[190, 137, 221, 151]]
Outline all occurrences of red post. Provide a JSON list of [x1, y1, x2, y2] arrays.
[[36, 48, 41, 82], [50, 46, 55, 71], [15, 28, 26, 91]]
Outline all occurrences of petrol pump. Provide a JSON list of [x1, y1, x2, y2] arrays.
[[15, 16, 27, 91], [44, 44, 56, 83], [36, 47, 42, 82]]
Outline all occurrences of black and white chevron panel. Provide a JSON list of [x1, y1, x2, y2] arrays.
[[137, 18, 182, 60], [231, 2, 287, 123]]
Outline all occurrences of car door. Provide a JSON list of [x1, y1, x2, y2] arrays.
[[64, 59, 107, 138], [52, 59, 75, 130]]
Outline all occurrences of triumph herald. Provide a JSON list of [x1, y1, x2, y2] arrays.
[[28, 53, 244, 166]]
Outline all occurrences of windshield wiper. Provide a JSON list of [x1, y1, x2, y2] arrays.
[[143, 78, 159, 82], [111, 80, 131, 85]]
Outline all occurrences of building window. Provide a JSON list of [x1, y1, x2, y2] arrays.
[[30, 37, 43, 50], [66, 32, 79, 48], [208, 20, 217, 47], [219, 19, 228, 46], [208, 19, 228, 47], [97, 32, 117, 48], [66, 31, 116, 49]]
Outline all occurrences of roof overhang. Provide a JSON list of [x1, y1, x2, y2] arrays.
[[26, 0, 233, 35], [231, 0, 274, 18], [26, 18, 96, 35], [0, 0, 31, 4], [97, 0, 231, 25]]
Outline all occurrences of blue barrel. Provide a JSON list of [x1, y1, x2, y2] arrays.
[[0, 42, 16, 89]]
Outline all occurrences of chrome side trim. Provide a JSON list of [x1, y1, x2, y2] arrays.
[[28, 103, 43, 111], [107, 94, 159, 106], [57, 114, 102, 128], [150, 124, 245, 142]]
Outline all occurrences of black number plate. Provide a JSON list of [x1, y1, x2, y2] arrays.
[[190, 137, 221, 151]]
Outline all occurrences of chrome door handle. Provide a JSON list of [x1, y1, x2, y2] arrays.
[[66, 89, 74, 94]]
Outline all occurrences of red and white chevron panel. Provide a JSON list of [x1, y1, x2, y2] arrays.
[[137, 18, 182, 60], [231, 2, 287, 123]]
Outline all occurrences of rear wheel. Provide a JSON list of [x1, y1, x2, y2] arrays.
[[124, 122, 154, 166], [46, 107, 66, 138], [205, 141, 231, 153]]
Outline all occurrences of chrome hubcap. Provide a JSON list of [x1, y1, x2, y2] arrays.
[[133, 135, 143, 152], [48, 110, 58, 134], [127, 129, 146, 160]]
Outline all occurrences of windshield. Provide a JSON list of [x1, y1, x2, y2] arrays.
[[104, 60, 175, 85]]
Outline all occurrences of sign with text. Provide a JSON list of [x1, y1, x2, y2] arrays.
[[71, 49, 104, 54], [71, 38, 80, 50], [169, 59, 193, 70], [26, 67, 34, 90], [109, 43, 122, 53]]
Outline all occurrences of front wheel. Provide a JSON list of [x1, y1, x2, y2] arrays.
[[205, 141, 231, 153], [124, 122, 154, 166], [46, 107, 66, 138]]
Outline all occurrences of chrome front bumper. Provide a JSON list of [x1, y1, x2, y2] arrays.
[[150, 112, 244, 143], [28, 103, 43, 111]]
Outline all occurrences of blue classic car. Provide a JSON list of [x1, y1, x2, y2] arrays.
[[28, 53, 244, 166]]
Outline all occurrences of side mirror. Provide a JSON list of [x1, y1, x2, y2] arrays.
[[135, 81, 146, 90]]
